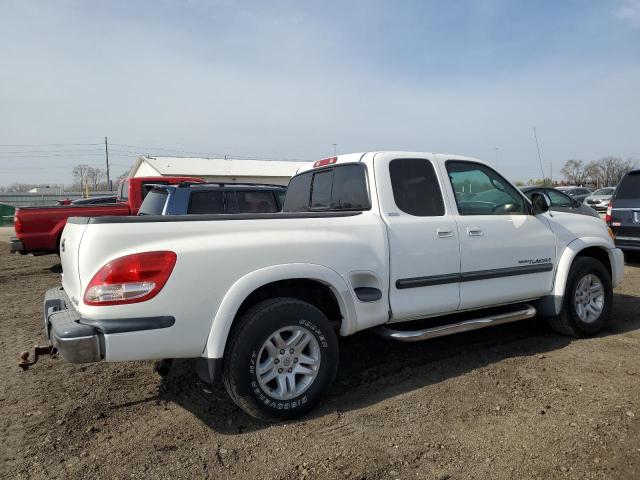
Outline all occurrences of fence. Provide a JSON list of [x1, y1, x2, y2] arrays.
[[0, 191, 113, 208]]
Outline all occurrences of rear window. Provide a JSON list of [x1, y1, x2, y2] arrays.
[[188, 191, 224, 214], [283, 164, 369, 212], [227, 191, 278, 213], [138, 189, 168, 215], [118, 179, 129, 201], [310, 170, 334, 208], [616, 172, 640, 200]]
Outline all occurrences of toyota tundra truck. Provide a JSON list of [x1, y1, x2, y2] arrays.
[[40, 152, 624, 421], [10, 176, 203, 255]]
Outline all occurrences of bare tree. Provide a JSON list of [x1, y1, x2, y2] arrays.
[[560, 159, 590, 185], [586, 157, 635, 188]]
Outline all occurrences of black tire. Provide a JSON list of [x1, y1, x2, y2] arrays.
[[547, 257, 613, 338], [222, 297, 339, 421]]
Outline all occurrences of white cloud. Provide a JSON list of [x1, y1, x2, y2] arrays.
[[616, 0, 640, 28]]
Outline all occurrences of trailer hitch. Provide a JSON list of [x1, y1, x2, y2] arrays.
[[18, 345, 57, 371]]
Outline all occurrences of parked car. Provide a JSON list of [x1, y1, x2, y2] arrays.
[[10, 176, 203, 255], [520, 187, 599, 218], [42, 152, 623, 421], [584, 187, 616, 212], [138, 183, 287, 216], [607, 169, 640, 252], [556, 186, 592, 203]]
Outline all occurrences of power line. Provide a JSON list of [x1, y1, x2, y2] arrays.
[[0, 143, 101, 147]]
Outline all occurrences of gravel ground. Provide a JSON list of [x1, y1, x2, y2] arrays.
[[1, 244, 639, 480]]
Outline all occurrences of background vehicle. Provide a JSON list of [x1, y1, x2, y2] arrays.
[[139, 183, 287, 216], [47, 152, 623, 421], [10, 176, 202, 255], [520, 186, 599, 218], [584, 187, 616, 212], [607, 169, 640, 252], [556, 186, 592, 203]]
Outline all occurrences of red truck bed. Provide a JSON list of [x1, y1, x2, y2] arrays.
[[11, 176, 202, 255]]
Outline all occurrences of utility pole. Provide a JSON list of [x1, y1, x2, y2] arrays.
[[494, 147, 499, 169], [549, 162, 553, 186], [332, 144, 337, 156], [104, 136, 111, 191]]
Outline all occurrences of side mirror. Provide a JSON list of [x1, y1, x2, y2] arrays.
[[572, 199, 581, 208], [531, 192, 551, 214]]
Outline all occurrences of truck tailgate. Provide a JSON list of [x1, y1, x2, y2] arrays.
[[60, 219, 88, 305]]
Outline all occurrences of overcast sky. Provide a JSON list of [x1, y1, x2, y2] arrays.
[[1, 0, 639, 186]]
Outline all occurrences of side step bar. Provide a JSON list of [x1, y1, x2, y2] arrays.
[[377, 305, 537, 342]]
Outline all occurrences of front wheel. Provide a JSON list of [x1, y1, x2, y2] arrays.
[[547, 257, 613, 338], [223, 298, 339, 421]]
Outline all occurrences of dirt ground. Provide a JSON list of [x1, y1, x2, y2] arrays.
[[1, 244, 639, 480]]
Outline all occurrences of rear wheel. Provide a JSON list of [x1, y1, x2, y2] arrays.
[[223, 298, 339, 421], [547, 257, 612, 337]]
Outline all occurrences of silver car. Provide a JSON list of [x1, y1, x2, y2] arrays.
[[556, 186, 592, 203], [584, 187, 615, 211]]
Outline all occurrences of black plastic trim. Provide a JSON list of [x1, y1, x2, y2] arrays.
[[396, 273, 460, 289], [79, 316, 175, 334], [396, 263, 554, 289], [353, 287, 383, 302], [195, 357, 223, 384], [68, 211, 363, 224], [461, 263, 554, 281]]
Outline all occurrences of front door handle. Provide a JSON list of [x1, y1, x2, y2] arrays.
[[467, 227, 484, 237], [437, 227, 454, 238]]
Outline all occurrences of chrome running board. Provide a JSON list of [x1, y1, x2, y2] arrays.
[[377, 305, 537, 342]]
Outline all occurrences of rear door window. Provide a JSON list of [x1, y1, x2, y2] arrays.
[[138, 189, 168, 215], [187, 191, 225, 214], [389, 158, 444, 216], [616, 172, 640, 199], [227, 191, 279, 213]]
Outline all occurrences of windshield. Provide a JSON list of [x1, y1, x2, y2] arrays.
[[593, 188, 614, 195]]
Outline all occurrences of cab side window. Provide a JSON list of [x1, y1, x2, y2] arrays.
[[446, 161, 525, 215], [389, 158, 444, 216]]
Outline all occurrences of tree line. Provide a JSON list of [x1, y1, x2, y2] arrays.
[[560, 157, 636, 188], [0, 165, 129, 193]]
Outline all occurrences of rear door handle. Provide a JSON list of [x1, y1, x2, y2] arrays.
[[437, 227, 454, 238], [467, 227, 484, 237]]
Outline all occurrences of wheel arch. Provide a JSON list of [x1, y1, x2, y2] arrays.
[[202, 263, 358, 359], [541, 237, 616, 316]]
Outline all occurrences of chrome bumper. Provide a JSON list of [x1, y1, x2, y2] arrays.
[[43, 287, 102, 363]]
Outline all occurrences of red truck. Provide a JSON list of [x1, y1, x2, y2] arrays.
[[10, 176, 202, 255]]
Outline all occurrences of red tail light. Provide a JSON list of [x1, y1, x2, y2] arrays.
[[14, 214, 22, 234], [84, 251, 176, 306], [605, 202, 612, 224], [313, 157, 337, 168]]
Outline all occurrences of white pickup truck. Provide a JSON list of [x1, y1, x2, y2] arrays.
[[42, 152, 624, 421]]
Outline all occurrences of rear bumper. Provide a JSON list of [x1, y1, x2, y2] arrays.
[[44, 287, 102, 363], [615, 236, 640, 252], [9, 237, 24, 254], [43, 287, 176, 364]]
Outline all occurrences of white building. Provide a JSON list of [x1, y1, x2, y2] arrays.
[[129, 156, 307, 186]]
